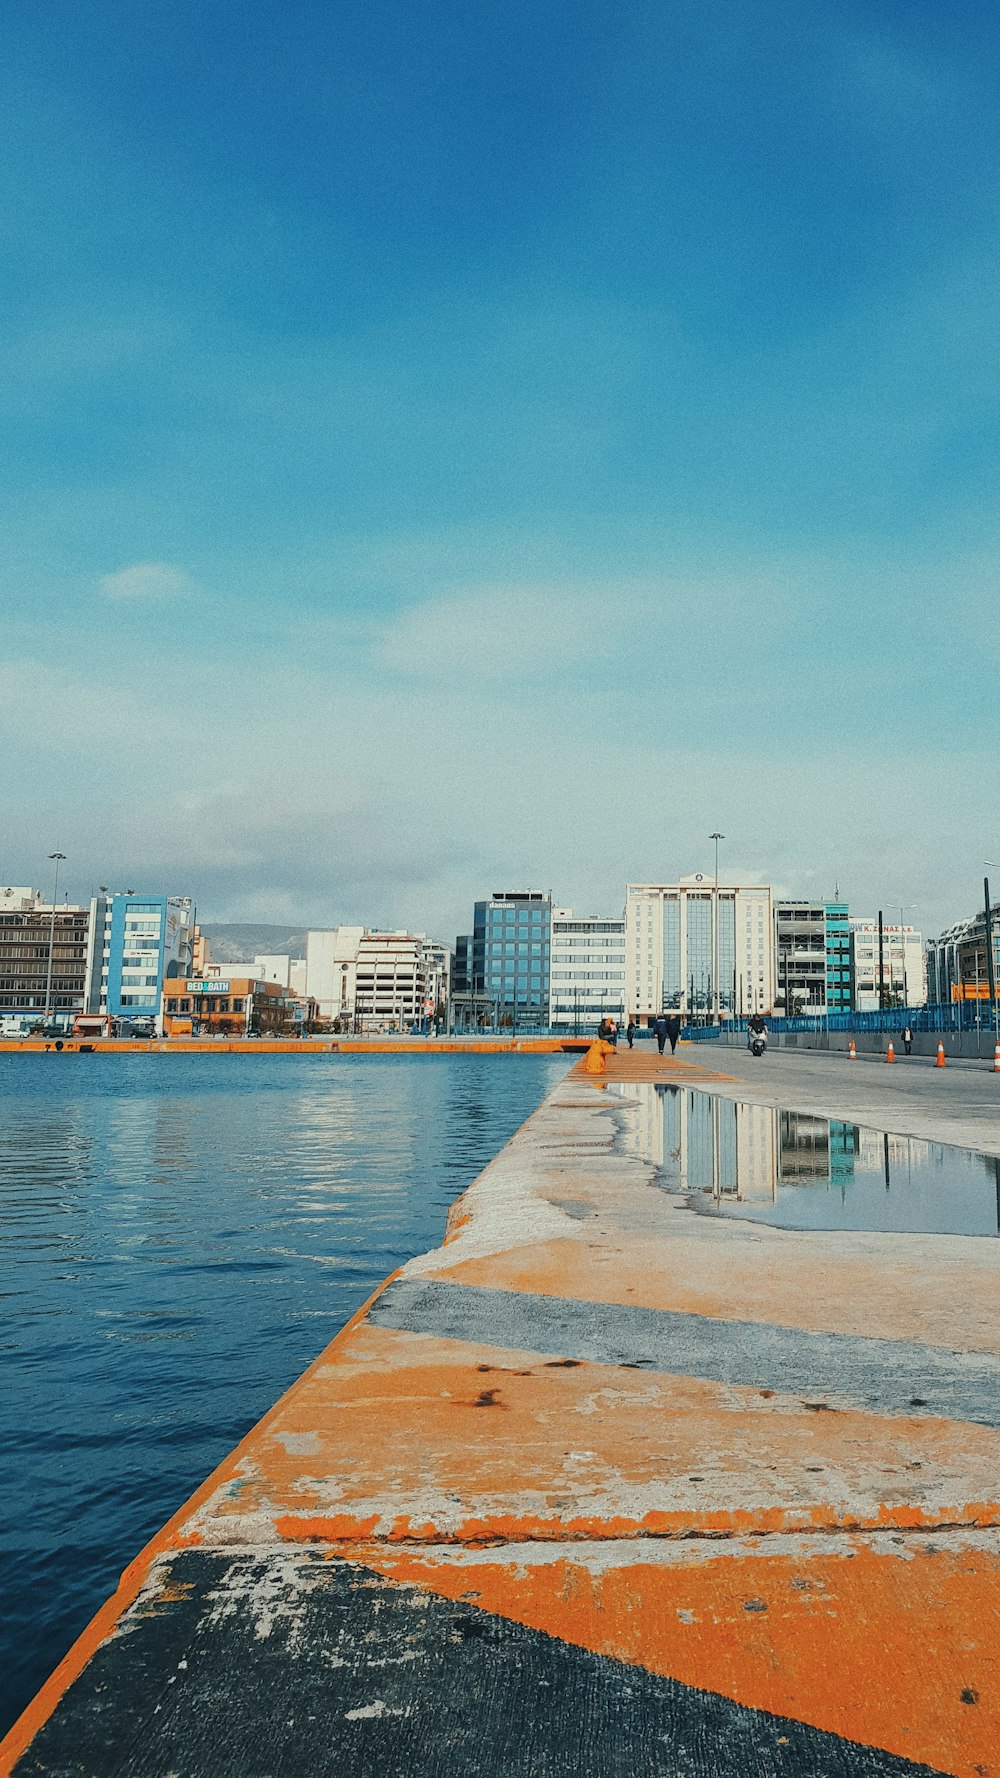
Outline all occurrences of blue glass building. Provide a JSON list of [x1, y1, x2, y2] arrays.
[[472, 891, 552, 1031]]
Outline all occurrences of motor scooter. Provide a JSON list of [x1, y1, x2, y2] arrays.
[[748, 1028, 767, 1058]]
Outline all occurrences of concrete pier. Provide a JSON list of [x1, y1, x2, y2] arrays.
[[3, 1048, 999, 1777]]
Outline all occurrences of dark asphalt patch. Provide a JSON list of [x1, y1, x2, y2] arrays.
[[369, 1278, 1000, 1428], [12, 1549, 945, 1777]]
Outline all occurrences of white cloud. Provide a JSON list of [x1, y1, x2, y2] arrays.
[[377, 582, 647, 681], [373, 590, 608, 686], [98, 561, 197, 602]]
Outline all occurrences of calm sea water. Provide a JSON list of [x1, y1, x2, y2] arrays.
[[0, 1051, 569, 1737]]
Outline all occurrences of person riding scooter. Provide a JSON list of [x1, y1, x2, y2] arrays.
[[747, 1012, 768, 1057]]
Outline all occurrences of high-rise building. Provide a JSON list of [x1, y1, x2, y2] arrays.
[[0, 886, 91, 1029], [549, 909, 625, 1033], [824, 900, 854, 1014], [472, 891, 552, 1031], [87, 894, 195, 1023], [774, 901, 830, 1017], [626, 876, 774, 1022]]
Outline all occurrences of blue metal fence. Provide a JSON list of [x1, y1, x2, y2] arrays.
[[729, 1004, 998, 1036]]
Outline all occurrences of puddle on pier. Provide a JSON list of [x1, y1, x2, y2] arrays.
[[611, 1082, 1000, 1237]]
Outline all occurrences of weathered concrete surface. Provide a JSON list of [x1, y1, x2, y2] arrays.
[[3, 1049, 999, 1777]]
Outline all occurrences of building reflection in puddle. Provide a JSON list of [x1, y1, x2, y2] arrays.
[[612, 1082, 999, 1236]]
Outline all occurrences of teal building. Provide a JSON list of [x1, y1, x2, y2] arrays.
[[824, 900, 854, 1014]]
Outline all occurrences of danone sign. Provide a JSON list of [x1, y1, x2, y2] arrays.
[[186, 980, 230, 994]]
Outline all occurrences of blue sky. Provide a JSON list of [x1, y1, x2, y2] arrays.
[[2, 0, 999, 939]]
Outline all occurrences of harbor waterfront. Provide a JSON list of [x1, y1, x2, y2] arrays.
[[4, 1043, 1000, 1776], [0, 1050, 572, 1743]]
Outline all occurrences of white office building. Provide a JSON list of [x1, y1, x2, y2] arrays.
[[305, 927, 367, 1023], [549, 909, 626, 1033], [850, 920, 926, 1010], [306, 927, 444, 1030], [626, 876, 775, 1022]]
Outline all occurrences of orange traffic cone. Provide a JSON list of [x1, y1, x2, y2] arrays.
[[848, 1039, 857, 1059], [993, 1043, 1000, 1073], [581, 1041, 606, 1074], [936, 1041, 946, 1068], [886, 1040, 895, 1063]]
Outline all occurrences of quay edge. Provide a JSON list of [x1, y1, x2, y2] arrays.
[[3, 1047, 999, 1778], [0, 1036, 589, 1055]]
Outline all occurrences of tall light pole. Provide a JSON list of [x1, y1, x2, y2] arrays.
[[985, 865, 998, 1041], [897, 903, 917, 1007], [709, 832, 724, 1023], [43, 853, 66, 1029]]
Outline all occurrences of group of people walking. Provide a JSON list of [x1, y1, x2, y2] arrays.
[[598, 1015, 918, 1060], [600, 1014, 681, 1054]]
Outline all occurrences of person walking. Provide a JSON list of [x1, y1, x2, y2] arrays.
[[654, 1013, 668, 1055], [626, 1019, 636, 1049], [901, 1025, 913, 1056], [665, 1013, 681, 1055]]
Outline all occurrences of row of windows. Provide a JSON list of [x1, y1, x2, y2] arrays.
[[0, 917, 87, 929], [355, 974, 424, 983], [550, 970, 626, 982], [169, 998, 246, 1013], [553, 942, 625, 954], [553, 923, 623, 936], [0, 947, 86, 962], [0, 978, 85, 992], [0, 961, 87, 976], [0, 993, 83, 1007]]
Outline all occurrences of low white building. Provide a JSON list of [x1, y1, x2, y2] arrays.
[[254, 953, 308, 994], [626, 876, 774, 1022], [850, 920, 926, 1010], [549, 909, 626, 1033]]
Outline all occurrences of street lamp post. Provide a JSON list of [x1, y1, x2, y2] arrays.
[[43, 853, 66, 1030], [897, 904, 917, 1008], [709, 832, 724, 1024], [984, 866, 998, 1042]]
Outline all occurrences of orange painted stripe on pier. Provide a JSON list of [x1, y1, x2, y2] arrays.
[[352, 1535, 1000, 1778]]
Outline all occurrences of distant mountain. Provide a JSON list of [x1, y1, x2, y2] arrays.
[[202, 924, 308, 963]]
